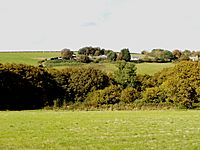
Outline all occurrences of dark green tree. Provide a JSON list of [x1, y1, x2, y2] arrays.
[[120, 48, 131, 61], [107, 51, 117, 61]]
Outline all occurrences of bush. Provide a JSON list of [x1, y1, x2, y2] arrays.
[[86, 85, 122, 105], [142, 87, 165, 103], [120, 87, 140, 103]]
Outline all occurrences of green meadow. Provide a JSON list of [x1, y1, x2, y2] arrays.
[[1, 110, 200, 149], [0, 52, 174, 75], [0, 52, 60, 65]]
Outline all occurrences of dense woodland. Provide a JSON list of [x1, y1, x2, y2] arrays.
[[0, 60, 200, 110]]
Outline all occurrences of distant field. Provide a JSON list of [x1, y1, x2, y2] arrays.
[[136, 62, 174, 75], [55, 62, 174, 75], [54, 62, 118, 74], [0, 52, 60, 65], [0, 52, 174, 75], [1, 110, 200, 149]]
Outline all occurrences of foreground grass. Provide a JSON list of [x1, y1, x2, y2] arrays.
[[1, 110, 200, 149]]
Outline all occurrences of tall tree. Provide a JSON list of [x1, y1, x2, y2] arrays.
[[172, 49, 182, 60], [120, 48, 131, 62], [107, 51, 117, 61], [114, 61, 137, 88]]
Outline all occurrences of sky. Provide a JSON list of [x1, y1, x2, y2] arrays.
[[0, 0, 200, 52]]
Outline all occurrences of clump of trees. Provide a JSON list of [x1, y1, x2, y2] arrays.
[[1, 61, 200, 110], [0, 64, 110, 110], [142, 61, 200, 108], [0, 64, 62, 110], [141, 49, 200, 62], [58, 46, 131, 63], [78, 46, 131, 62], [141, 49, 174, 62]]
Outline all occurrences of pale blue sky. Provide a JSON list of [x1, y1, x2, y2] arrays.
[[0, 0, 200, 52]]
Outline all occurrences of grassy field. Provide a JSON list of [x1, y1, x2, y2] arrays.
[[1, 110, 200, 149], [0, 52, 174, 75], [54, 62, 174, 75], [0, 52, 60, 65], [136, 62, 174, 75]]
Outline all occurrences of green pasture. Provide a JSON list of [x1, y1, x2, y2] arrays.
[[54, 62, 118, 74], [1, 110, 200, 149], [0, 52, 174, 75], [54, 62, 174, 75], [136, 63, 174, 75], [0, 52, 60, 65]]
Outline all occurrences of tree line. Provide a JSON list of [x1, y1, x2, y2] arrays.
[[1, 61, 200, 110], [60, 47, 200, 64], [60, 47, 131, 62], [142, 49, 200, 62]]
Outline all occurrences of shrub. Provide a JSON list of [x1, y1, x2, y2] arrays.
[[86, 85, 122, 105], [142, 87, 165, 103], [135, 74, 154, 91], [120, 87, 140, 103]]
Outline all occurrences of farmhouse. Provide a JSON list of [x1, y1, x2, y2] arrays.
[[97, 55, 107, 59], [131, 56, 140, 61], [189, 56, 199, 61]]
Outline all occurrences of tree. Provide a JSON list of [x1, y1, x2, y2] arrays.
[[120, 48, 131, 61], [163, 50, 174, 61], [107, 51, 117, 61], [61, 49, 73, 59], [68, 67, 110, 102], [172, 49, 182, 60], [178, 50, 191, 61], [114, 61, 137, 88], [78, 46, 101, 56]]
